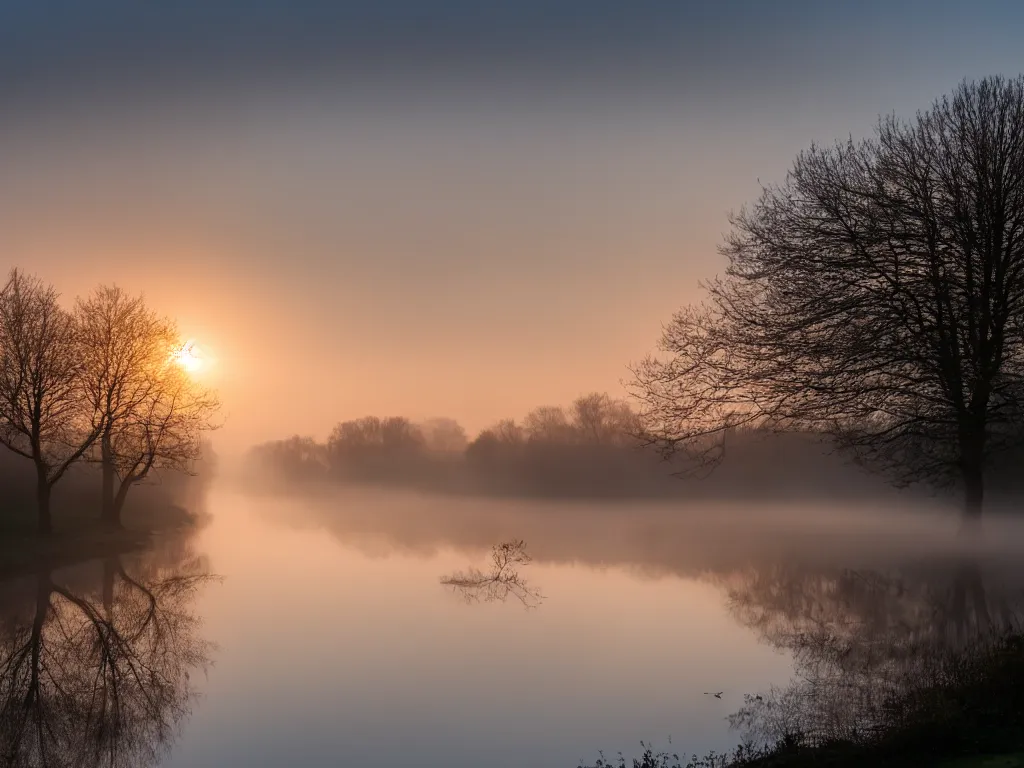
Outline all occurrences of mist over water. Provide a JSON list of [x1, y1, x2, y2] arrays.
[[155, 478, 1024, 768], [5, 436, 1024, 766]]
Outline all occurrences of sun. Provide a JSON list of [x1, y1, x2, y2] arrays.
[[173, 340, 203, 373]]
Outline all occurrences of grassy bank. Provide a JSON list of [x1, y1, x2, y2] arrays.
[[582, 633, 1024, 768]]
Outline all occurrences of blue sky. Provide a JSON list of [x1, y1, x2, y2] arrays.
[[3, 1, 1022, 104]]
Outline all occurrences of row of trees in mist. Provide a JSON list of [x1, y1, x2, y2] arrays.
[[248, 392, 681, 497], [0, 269, 219, 535], [632, 76, 1024, 521], [248, 391, 895, 500]]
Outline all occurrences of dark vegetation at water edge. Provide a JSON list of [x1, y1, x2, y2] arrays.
[[0, 445, 216, 577], [581, 599, 1024, 767]]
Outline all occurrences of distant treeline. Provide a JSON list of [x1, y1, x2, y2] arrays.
[[244, 392, 926, 501]]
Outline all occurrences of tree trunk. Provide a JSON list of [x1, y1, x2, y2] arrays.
[[109, 479, 133, 529], [100, 429, 116, 525], [36, 467, 52, 536], [961, 459, 984, 534]]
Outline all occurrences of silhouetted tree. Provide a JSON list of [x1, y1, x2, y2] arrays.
[[632, 77, 1024, 519], [570, 392, 639, 446], [327, 416, 382, 458], [464, 429, 501, 465], [102, 363, 219, 527], [327, 416, 425, 464], [379, 416, 424, 455], [490, 418, 524, 445], [78, 286, 171, 525], [77, 286, 218, 527], [523, 405, 574, 443], [464, 419, 524, 468], [0, 270, 102, 534]]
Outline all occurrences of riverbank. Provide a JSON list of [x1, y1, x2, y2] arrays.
[[0, 526, 151, 579], [0, 503, 204, 580], [583, 633, 1024, 768]]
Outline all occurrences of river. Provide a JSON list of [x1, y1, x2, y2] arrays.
[[5, 484, 1022, 767]]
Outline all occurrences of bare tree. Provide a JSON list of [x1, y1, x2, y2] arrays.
[[523, 405, 574, 443], [75, 285, 220, 528], [327, 416, 424, 469], [0, 270, 101, 534], [104, 363, 219, 527], [570, 392, 640, 446], [440, 540, 544, 609], [379, 416, 424, 454], [631, 77, 1024, 519], [490, 418, 524, 445], [76, 286, 178, 525]]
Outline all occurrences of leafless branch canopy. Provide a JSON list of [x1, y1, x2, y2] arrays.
[[0, 270, 102, 484], [76, 285, 221, 521], [630, 77, 1024, 509]]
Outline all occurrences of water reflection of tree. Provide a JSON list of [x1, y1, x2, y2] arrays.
[[0, 541, 216, 767], [440, 540, 544, 609], [719, 558, 1022, 749]]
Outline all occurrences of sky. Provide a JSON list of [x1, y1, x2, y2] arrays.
[[1, 1, 1023, 451]]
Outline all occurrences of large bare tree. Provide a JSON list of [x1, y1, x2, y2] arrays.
[[631, 76, 1024, 520], [0, 270, 101, 534], [76, 286, 178, 525], [77, 285, 220, 527]]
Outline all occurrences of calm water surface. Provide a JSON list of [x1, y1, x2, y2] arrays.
[[7, 485, 1024, 767]]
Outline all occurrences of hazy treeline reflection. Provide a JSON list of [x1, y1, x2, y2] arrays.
[[244, 392, 913, 501], [720, 556, 1024, 753], [257, 487, 1024, 763], [256, 487, 988, 577], [0, 531, 217, 767]]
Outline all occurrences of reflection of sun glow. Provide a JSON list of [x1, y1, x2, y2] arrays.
[[173, 340, 203, 373]]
